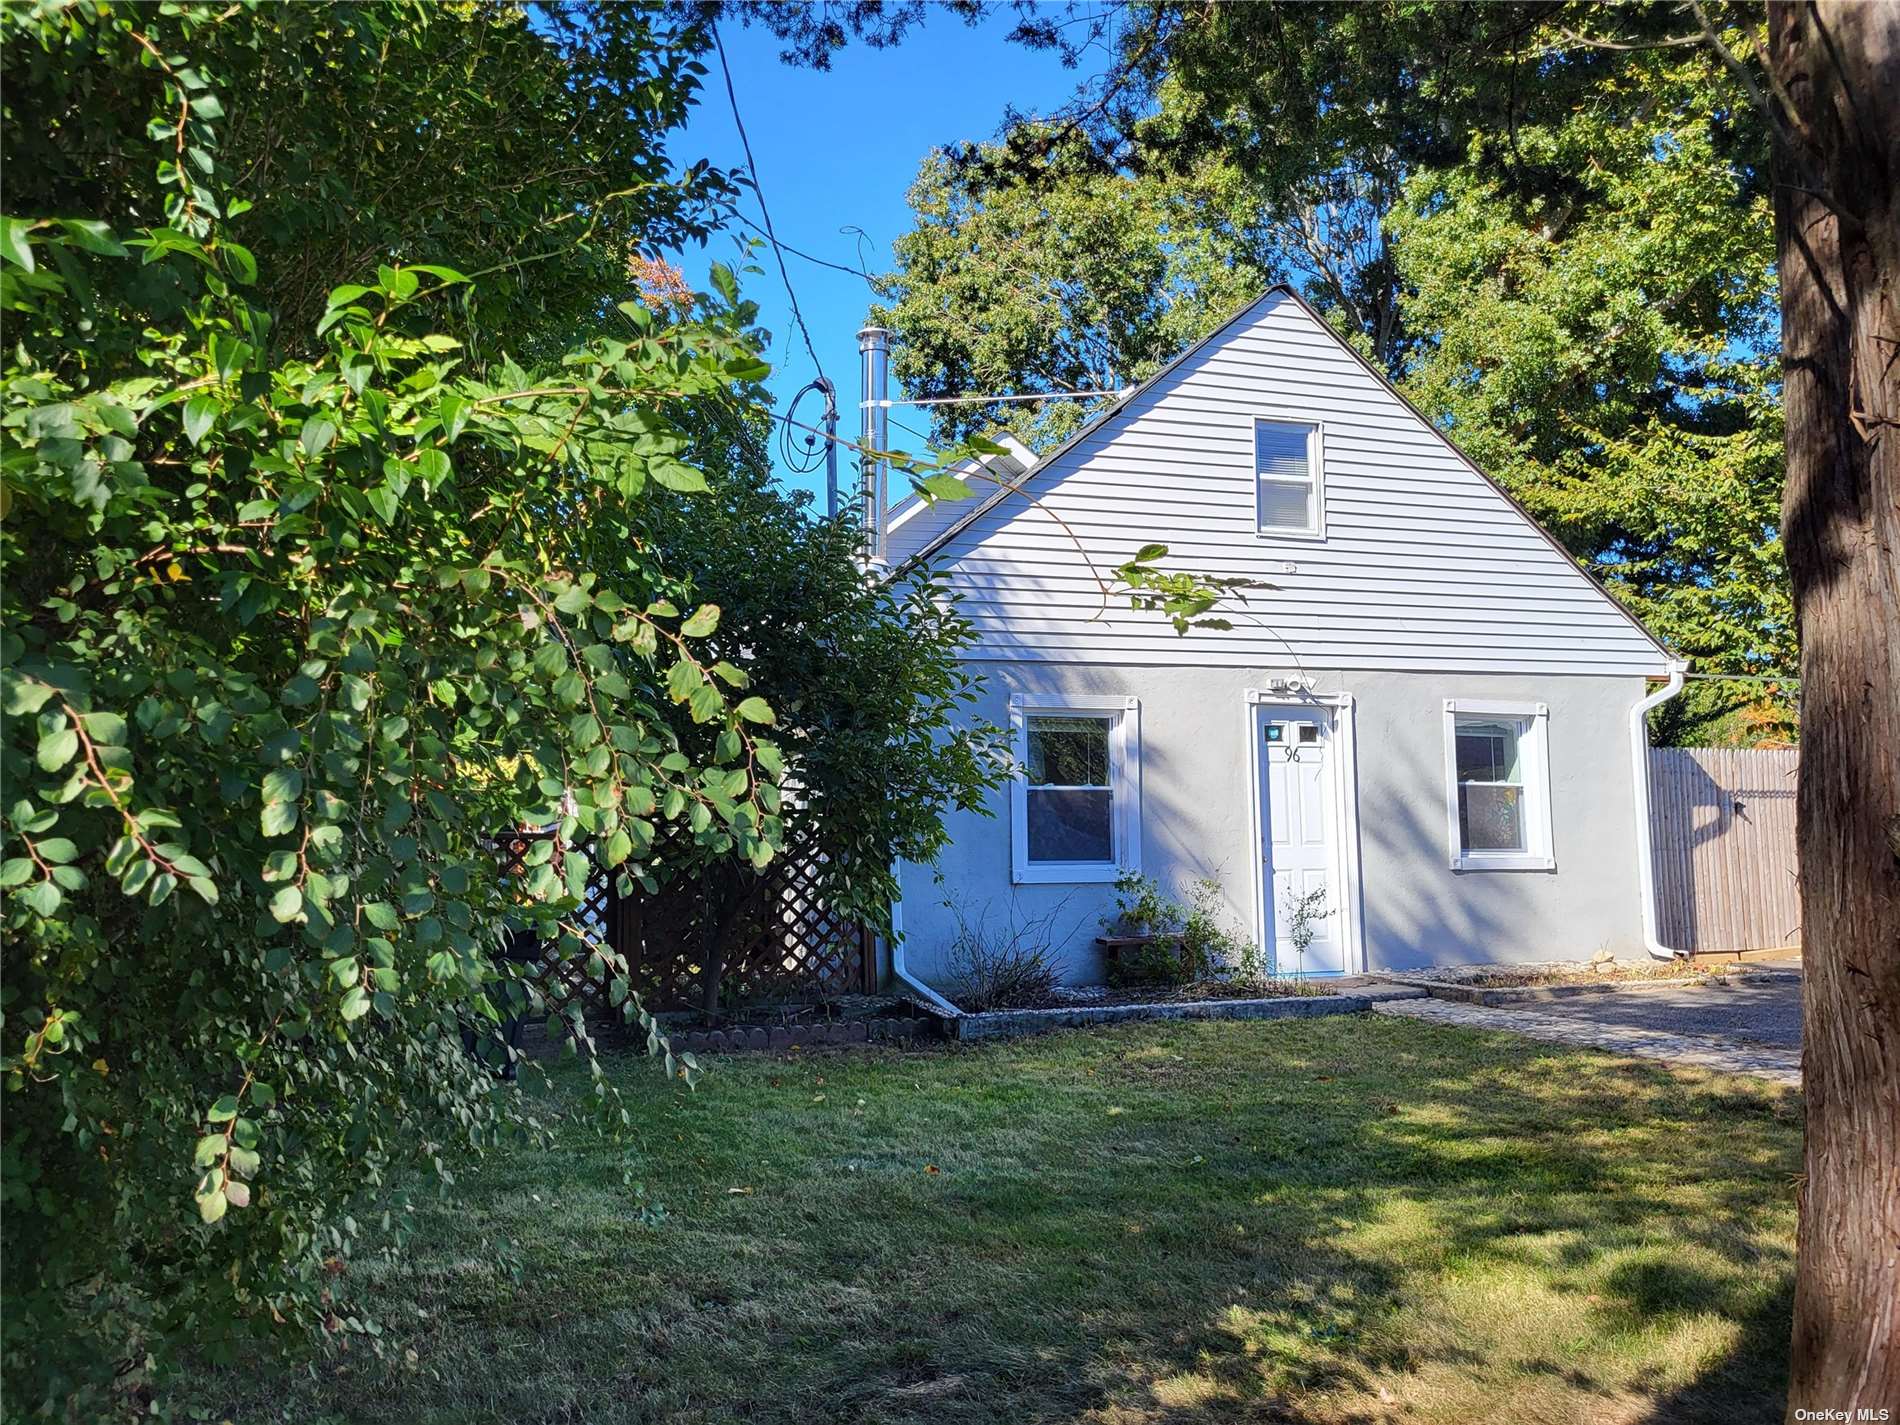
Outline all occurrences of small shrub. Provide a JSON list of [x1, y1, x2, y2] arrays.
[[1280, 886, 1334, 979], [1103, 870, 1182, 938], [1102, 871, 1188, 986], [1181, 876, 1252, 980], [1107, 938, 1192, 988], [944, 899, 1064, 1011], [1104, 871, 1259, 988]]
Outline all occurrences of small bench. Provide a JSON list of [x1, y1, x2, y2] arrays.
[[1095, 932, 1192, 984]]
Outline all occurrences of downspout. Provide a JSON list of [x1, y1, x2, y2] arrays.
[[1630, 659, 1692, 960], [886, 858, 961, 1016]]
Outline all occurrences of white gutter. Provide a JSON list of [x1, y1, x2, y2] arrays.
[[885, 859, 961, 1016], [1629, 659, 1692, 960]]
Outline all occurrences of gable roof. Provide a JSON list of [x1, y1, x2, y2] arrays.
[[894, 284, 1673, 672]]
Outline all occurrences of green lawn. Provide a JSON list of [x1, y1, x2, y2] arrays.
[[180, 1016, 1799, 1424]]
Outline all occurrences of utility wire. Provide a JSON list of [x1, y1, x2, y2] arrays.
[[731, 212, 883, 288], [878, 388, 1121, 408], [713, 28, 826, 384]]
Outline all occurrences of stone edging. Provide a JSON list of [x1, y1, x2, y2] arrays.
[[954, 993, 1369, 1042], [1381, 969, 1800, 1008]]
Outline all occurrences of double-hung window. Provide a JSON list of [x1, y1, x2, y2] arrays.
[[1255, 417, 1323, 537], [1441, 701, 1555, 871], [1010, 695, 1140, 884]]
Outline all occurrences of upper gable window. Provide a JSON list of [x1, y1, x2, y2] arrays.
[[1255, 418, 1323, 538]]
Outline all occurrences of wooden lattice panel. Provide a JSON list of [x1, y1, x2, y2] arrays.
[[497, 824, 875, 1018]]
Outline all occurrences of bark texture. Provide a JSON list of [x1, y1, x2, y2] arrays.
[[1769, 2, 1900, 1414]]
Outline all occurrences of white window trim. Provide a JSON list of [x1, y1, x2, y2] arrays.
[[1252, 415, 1326, 541], [1441, 699, 1556, 872], [1010, 694, 1140, 885]]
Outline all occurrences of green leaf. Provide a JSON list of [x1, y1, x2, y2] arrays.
[[300, 416, 336, 459], [0, 217, 34, 272], [207, 1096, 239, 1124], [438, 392, 468, 443], [261, 767, 303, 804], [918, 473, 974, 501], [735, 697, 775, 725], [19, 880, 60, 916], [339, 986, 371, 1021], [220, 241, 257, 285], [36, 727, 77, 772], [0, 858, 33, 888], [58, 219, 128, 257], [196, 1177, 229, 1224], [183, 395, 218, 448], [260, 800, 299, 837], [415, 448, 451, 485], [681, 604, 720, 638], [650, 458, 708, 493], [269, 885, 302, 923], [325, 283, 371, 310]]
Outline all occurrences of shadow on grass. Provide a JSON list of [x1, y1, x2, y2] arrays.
[[172, 1014, 1798, 1425]]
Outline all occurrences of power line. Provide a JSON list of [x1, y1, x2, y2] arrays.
[[712, 28, 826, 384], [730, 212, 883, 288], [877, 388, 1122, 408], [887, 412, 937, 447]]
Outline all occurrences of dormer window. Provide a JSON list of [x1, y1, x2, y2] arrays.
[[1255, 418, 1323, 538]]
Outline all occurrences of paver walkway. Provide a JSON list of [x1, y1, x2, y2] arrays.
[[1511, 976, 1804, 1049], [1373, 995, 1802, 1088]]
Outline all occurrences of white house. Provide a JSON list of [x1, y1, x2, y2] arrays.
[[869, 286, 1687, 986]]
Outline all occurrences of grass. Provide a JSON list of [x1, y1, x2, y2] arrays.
[[177, 1016, 1800, 1424]]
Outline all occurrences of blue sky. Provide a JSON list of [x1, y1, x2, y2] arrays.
[[671, 13, 1082, 504]]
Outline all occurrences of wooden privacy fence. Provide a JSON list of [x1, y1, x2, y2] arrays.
[[495, 826, 878, 1018], [1648, 747, 1800, 953]]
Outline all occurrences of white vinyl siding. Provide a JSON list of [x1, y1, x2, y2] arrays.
[[1440, 699, 1555, 871], [923, 291, 1671, 676], [1009, 694, 1140, 884], [1255, 418, 1322, 536]]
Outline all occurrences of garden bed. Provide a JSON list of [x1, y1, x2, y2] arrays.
[[1055, 976, 1338, 1007]]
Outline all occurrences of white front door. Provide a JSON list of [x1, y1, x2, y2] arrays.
[[1259, 706, 1344, 975]]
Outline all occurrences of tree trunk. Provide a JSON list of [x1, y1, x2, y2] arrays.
[[1769, 2, 1900, 1415]]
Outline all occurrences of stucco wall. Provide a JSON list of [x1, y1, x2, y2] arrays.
[[894, 663, 1652, 989]]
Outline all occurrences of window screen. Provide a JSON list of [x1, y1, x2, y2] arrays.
[[1025, 715, 1114, 863], [1256, 419, 1318, 533]]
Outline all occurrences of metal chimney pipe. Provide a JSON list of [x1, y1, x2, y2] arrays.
[[857, 326, 890, 564]]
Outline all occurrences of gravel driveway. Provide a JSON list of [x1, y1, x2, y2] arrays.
[[1502, 975, 1804, 1051]]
